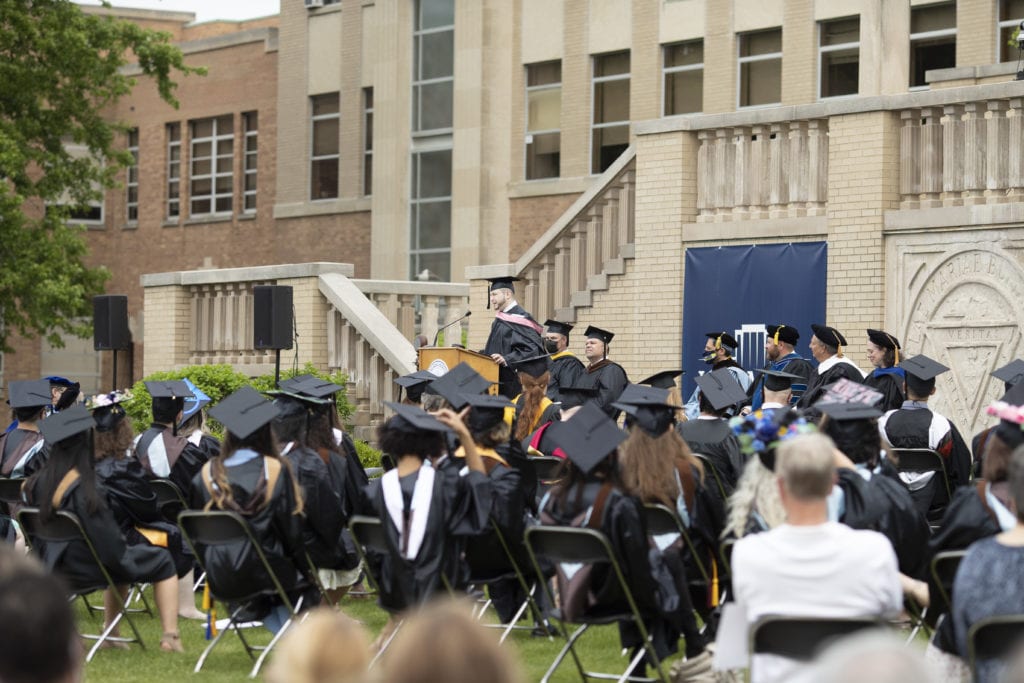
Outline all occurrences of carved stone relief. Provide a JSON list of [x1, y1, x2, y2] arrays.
[[887, 229, 1024, 437]]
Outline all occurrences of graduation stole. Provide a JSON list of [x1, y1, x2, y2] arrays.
[[495, 311, 544, 334], [453, 445, 509, 472], [51, 468, 81, 508], [381, 464, 435, 560], [549, 350, 577, 362], [200, 457, 282, 511], [135, 427, 185, 478], [512, 394, 554, 433]]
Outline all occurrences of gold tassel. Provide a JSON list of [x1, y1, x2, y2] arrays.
[[710, 557, 719, 608], [203, 583, 217, 639]]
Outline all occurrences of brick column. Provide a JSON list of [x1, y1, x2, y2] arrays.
[[957, 0, 997, 68], [782, 0, 816, 105], [703, 1, 735, 114], [142, 284, 191, 376]]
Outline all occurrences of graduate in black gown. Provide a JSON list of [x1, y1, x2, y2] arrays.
[[177, 378, 221, 463], [543, 319, 585, 404], [862, 329, 905, 412], [796, 324, 866, 411], [482, 276, 547, 399], [25, 406, 184, 651], [525, 384, 598, 460], [510, 354, 561, 451], [677, 370, 749, 492], [579, 325, 629, 419], [189, 387, 316, 634], [135, 380, 210, 495], [0, 380, 50, 478], [394, 370, 437, 406], [971, 359, 1024, 474]]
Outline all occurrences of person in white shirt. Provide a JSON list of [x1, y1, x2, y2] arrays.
[[730, 432, 902, 683]]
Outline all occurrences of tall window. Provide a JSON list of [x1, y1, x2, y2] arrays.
[[592, 51, 630, 174], [819, 17, 860, 98], [126, 128, 139, 223], [363, 88, 373, 196], [998, 0, 1024, 63], [166, 123, 180, 219], [311, 93, 340, 200], [410, 0, 454, 281], [910, 2, 956, 88], [55, 140, 103, 224], [739, 29, 782, 107], [189, 114, 233, 216], [525, 61, 561, 180], [243, 112, 257, 213], [663, 41, 703, 115]]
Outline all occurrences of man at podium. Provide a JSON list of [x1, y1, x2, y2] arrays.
[[482, 276, 546, 398]]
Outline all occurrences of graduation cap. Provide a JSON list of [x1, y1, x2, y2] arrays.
[[383, 401, 450, 434], [818, 378, 885, 407], [394, 370, 438, 403], [44, 376, 76, 388], [486, 276, 522, 309], [544, 319, 573, 337], [424, 362, 491, 410], [765, 324, 799, 346], [179, 378, 211, 427], [695, 369, 748, 410], [612, 385, 676, 437], [817, 401, 883, 422], [755, 368, 802, 393], [706, 331, 739, 351], [638, 370, 684, 390], [145, 380, 195, 400], [462, 393, 513, 433], [991, 383, 1024, 448], [38, 404, 95, 444], [615, 384, 672, 406], [208, 386, 280, 440], [278, 374, 316, 393], [510, 353, 551, 378], [7, 380, 53, 409], [901, 354, 949, 382], [86, 389, 133, 432], [867, 329, 902, 365], [811, 324, 847, 350], [549, 402, 626, 474], [267, 389, 329, 419], [992, 359, 1024, 388], [290, 377, 344, 400], [558, 384, 600, 410], [583, 326, 614, 346]]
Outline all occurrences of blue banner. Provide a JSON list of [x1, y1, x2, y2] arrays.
[[681, 242, 828, 395]]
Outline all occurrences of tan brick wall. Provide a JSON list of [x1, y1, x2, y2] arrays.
[[508, 193, 581, 260], [560, 0, 590, 179], [957, 0, 998, 68], [703, 1, 737, 113], [274, 213, 372, 277], [782, 0, 816, 104], [630, 0, 660, 124], [142, 285, 191, 376]]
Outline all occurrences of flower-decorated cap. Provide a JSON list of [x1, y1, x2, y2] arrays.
[[729, 408, 816, 471], [86, 389, 134, 433]]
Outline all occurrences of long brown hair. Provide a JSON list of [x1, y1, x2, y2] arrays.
[[93, 420, 134, 461], [618, 428, 704, 508], [209, 424, 305, 516], [514, 371, 550, 441]]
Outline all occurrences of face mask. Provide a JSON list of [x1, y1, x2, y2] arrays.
[[544, 339, 559, 354], [701, 352, 716, 364]]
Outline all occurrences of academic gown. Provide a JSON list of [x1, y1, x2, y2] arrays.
[[546, 351, 585, 403], [0, 429, 44, 478], [797, 358, 865, 410], [360, 463, 493, 613], [670, 462, 726, 609], [94, 457, 193, 577], [134, 424, 211, 495], [581, 359, 629, 419], [676, 419, 744, 492], [26, 473, 176, 591], [513, 393, 561, 446], [747, 354, 814, 410], [281, 444, 349, 570], [863, 368, 906, 412], [314, 444, 361, 570], [482, 305, 546, 398], [189, 456, 311, 609]]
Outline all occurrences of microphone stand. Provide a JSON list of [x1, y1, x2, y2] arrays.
[[433, 311, 472, 346]]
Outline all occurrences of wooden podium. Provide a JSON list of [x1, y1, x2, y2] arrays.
[[418, 347, 499, 395]]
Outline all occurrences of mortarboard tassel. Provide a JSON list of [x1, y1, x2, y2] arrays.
[[709, 557, 719, 608], [203, 583, 217, 640]]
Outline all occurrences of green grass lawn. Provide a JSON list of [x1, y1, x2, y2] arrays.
[[79, 589, 681, 682]]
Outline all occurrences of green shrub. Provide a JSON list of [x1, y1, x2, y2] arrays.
[[352, 438, 382, 470], [126, 362, 354, 438]]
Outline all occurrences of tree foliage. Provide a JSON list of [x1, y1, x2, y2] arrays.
[[0, 0, 203, 351]]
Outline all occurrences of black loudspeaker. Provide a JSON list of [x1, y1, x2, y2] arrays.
[[253, 285, 293, 350], [93, 295, 130, 350]]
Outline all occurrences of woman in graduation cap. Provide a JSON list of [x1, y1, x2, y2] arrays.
[[189, 386, 315, 634], [863, 329, 906, 412], [509, 353, 561, 449], [24, 405, 185, 651]]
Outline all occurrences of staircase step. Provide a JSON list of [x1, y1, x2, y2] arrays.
[[586, 272, 608, 291], [554, 307, 577, 323], [602, 257, 625, 276], [620, 243, 635, 259], [570, 290, 592, 308]]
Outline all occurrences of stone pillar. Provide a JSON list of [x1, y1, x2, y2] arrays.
[[956, 0, 997, 69], [142, 282, 191, 376], [702, 0, 735, 114]]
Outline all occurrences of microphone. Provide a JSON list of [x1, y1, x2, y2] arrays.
[[433, 311, 471, 346]]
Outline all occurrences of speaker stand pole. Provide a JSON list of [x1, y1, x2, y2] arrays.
[[274, 349, 282, 388], [112, 350, 118, 389]]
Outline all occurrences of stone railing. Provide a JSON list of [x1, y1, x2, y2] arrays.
[[507, 147, 637, 323], [697, 120, 828, 221], [351, 280, 471, 345]]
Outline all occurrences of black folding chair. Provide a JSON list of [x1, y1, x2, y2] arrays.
[[891, 448, 952, 500], [749, 615, 884, 673], [643, 503, 710, 585], [930, 550, 966, 618], [968, 614, 1024, 679], [348, 515, 408, 666], [18, 507, 146, 661], [149, 478, 188, 524], [524, 525, 668, 683], [692, 453, 729, 500], [529, 456, 564, 495], [0, 477, 24, 509], [178, 510, 307, 678]]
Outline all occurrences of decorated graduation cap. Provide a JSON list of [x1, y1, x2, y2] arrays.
[[638, 370, 684, 390], [209, 386, 280, 440], [730, 407, 815, 471], [424, 362, 491, 410], [811, 324, 848, 352], [178, 378, 212, 429], [383, 401, 450, 434], [486, 276, 522, 309], [549, 402, 626, 474], [754, 368, 803, 393], [988, 382, 1024, 449], [867, 329, 902, 366], [38, 404, 95, 445], [8, 380, 53, 409], [706, 331, 739, 351], [695, 369, 748, 411], [611, 385, 676, 437], [765, 324, 799, 346], [86, 389, 133, 432], [992, 359, 1024, 389], [509, 353, 551, 378], [817, 401, 883, 422], [394, 370, 438, 404], [818, 378, 885, 407], [901, 354, 949, 382], [544, 319, 573, 338], [461, 393, 514, 433], [558, 384, 600, 410]]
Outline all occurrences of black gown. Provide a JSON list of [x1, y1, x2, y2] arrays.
[[513, 394, 561, 447], [863, 368, 905, 412], [581, 360, 629, 419], [26, 473, 176, 590], [135, 424, 211, 494], [358, 462, 493, 612], [547, 351, 585, 403], [796, 359, 865, 410], [482, 305, 546, 398], [676, 419, 744, 492], [0, 429, 44, 477], [281, 444, 349, 570]]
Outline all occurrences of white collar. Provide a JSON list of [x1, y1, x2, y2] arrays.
[[761, 402, 785, 409], [501, 300, 519, 313], [817, 354, 864, 377], [381, 463, 435, 560]]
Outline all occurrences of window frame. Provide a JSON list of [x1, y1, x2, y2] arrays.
[[126, 127, 139, 224], [737, 28, 783, 109], [817, 17, 861, 100], [242, 111, 258, 214], [909, 2, 957, 90], [997, 0, 1024, 63], [524, 60, 562, 181], [411, 2, 455, 136], [363, 87, 373, 197], [166, 122, 181, 220], [188, 114, 234, 218], [310, 92, 340, 201], [590, 50, 631, 175], [661, 40, 704, 116]]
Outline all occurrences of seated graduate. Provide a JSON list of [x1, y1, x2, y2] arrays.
[[134, 380, 210, 494], [971, 359, 1024, 474], [637, 370, 686, 422], [89, 389, 203, 620], [189, 387, 315, 634], [269, 390, 352, 599], [612, 383, 721, 678], [24, 405, 184, 652], [539, 402, 684, 671], [0, 380, 50, 478], [525, 383, 599, 459], [177, 378, 220, 461], [393, 370, 437, 407], [286, 376, 367, 481], [360, 402, 492, 613], [509, 353, 561, 451], [677, 370, 749, 492]]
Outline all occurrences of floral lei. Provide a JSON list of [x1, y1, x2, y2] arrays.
[[729, 409, 816, 456]]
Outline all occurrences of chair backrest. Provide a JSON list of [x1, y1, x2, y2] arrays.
[[0, 478, 25, 504], [930, 550, 966, 613], [643, 503, 710, 584], [891, 448, 945, 474], [529, 456, 563, 484], [17, 507, 120, 595], [150, 478, 186, 506], [968, 614, 1024, 673], [692, 453, 728, 499], [750, 615, 883, 661], [719, 536, 737, 578], [525, 525, 614, 566], [349, 515, 388, 554]]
